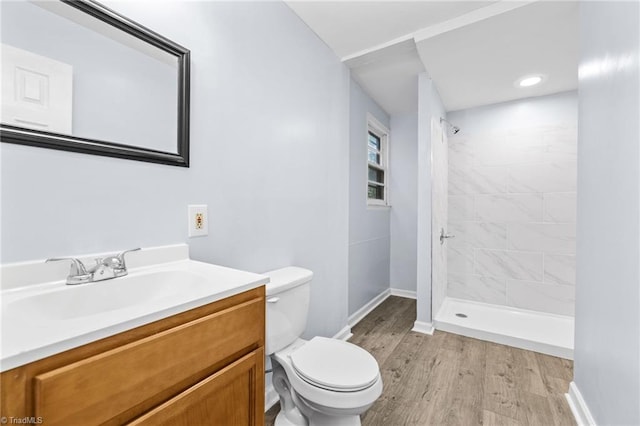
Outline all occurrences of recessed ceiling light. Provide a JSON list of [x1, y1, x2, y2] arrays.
[[517, 75, 544, 87]]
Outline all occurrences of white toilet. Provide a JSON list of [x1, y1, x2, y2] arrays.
[[265, 267, 383, 426]]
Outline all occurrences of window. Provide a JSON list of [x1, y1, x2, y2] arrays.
[[367, 114, 389, 206]]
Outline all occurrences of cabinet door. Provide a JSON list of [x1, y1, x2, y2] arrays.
[[128, 348, 264, 426], [33, 297, 264, 425]]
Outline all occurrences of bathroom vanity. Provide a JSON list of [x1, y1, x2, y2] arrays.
[[0, 245, 268, 425]]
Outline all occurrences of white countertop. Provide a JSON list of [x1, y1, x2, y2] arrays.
[[0, 245, 269, 372]]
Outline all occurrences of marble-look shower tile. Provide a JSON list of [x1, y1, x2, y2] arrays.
[[507, 223, 576, 254], [448, 167, 469, 195], [544, 254, 576, 286], [544, 192, 577, 223], [506, 280, 575, 316], [448, 137, 473, 172], [473, 131, 511, 167], [448, 246, 474, 275], [475, 193, 542, 222], [507, 161, 577, 193], [508, 126, 578, 165], [448, 273, 507, 305], [449, 195, 474, 221], [542, 125, 578, 158], [468, 166, 508, 194], [449, 165, 507, 195], [475, 249, 543, 281], [507, 127, 547, 165], [448, 221, 507, 249]]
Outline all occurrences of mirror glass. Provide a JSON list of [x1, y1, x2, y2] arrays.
[[1, 0, 190, 166]]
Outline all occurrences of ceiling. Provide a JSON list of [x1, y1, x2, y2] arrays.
[[286, 1, 494, 59], [285, 0, 579, 115]]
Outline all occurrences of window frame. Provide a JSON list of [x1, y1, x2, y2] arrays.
[[366, 113, 390, 207]]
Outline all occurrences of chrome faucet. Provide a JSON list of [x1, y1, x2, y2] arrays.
[[47, 248, 141, 285]]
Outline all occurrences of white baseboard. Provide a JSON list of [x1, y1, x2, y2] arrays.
[[348, 289, 391, 326], [390, 288, 417, 299], [332, 325, 353, 341], [412, 320, 435, 335], [265, 386, 279, 411], [566, 381, 597, 426]]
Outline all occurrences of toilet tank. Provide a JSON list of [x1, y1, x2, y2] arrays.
[[264, 267, 313, 355]]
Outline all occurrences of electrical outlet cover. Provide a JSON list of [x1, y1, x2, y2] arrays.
[[188, 205, 208, 237]]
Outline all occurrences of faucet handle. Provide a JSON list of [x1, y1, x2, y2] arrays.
[[110, 247, 141, 275], [115, 248, 141, 269], [46, 257, 91, 285]]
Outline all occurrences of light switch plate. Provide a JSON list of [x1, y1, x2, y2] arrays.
[[188, 205, 208, 237]]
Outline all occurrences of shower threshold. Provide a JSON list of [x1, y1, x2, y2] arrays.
[[434, 297, 574, 359]]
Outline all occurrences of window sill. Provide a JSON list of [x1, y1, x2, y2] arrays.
[[367, 204, 391, 210]]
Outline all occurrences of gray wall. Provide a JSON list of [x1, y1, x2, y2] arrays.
[[389, 113, 418, 293], [416, 74, 446, 324], [348, 79, 391, 316], [1, 1, 351, 340], [574, 1, 640, 424], [1, 0, 177, 152]]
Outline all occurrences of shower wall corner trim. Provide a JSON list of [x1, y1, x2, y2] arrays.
[[566, 382, 598, 426], [412, 321, 435, 335]]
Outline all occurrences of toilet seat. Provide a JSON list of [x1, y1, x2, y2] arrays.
[[290, 337, 380, 392]]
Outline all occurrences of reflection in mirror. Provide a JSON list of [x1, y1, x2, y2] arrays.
[[0, 0, 190, 166]]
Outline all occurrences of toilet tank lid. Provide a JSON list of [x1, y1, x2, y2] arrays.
[[264, 266, 313, 296]]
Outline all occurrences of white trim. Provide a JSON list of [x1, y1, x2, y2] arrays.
[[348, 289, 391, 327], [341, 1, 536, 63], [332, 325, 353, 341], [413, 0, 537, 42], [412, 321, 435, 335], [341, 32, 415, 62], [366, 113, 389, 136], [390, 288, 417, 299], [367, 113, 390, 207], [566, 382, 597, 426]]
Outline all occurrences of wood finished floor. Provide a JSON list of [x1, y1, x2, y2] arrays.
[[265, 296, 576, 426]]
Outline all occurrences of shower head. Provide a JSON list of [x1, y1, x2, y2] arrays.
[[440, 117, 460, 135]]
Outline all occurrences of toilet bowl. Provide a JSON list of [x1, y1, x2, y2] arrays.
[[265, 267, 383, 426]]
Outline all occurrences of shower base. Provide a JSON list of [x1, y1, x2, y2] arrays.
[[434, 297, 574, 359]]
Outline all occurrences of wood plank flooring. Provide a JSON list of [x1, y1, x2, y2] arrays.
[[265, 296, 575, 426]]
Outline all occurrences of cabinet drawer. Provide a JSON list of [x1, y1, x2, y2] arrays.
[[33, 297, 264, 425], [128, 348, 264, 426]]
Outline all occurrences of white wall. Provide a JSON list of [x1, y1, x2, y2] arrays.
[[0, 1, 350, 340], [574, 1, 640, 424], [416, 74, 446, 324], [348, 79, 391, 316], [447, 92, 578, 316], [431, 113, 449, 317], [389, 112, 418, 293]]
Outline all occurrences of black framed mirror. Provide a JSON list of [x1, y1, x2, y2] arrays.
[[0, 0, 190, 167]]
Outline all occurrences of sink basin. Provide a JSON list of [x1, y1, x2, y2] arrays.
[[6, 269, 211, 321], [1, 245, 269, 372]]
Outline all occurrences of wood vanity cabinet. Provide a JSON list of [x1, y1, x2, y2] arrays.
[[0, 286, 265, 425]]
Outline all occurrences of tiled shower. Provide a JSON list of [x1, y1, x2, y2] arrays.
[[445, 93, 577, 317]]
